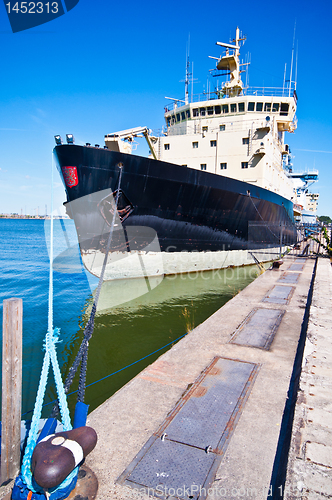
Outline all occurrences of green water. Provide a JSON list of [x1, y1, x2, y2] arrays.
[[62, 265, 261, 414], [0, 219, 263, 419]]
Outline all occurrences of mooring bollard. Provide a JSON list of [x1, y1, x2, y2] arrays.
[[1, 298, 22, 485]]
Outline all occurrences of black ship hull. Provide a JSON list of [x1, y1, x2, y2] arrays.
[[54, 144, 296, 275]]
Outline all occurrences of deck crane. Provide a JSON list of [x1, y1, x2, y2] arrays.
[[104, 126, 158, 160]]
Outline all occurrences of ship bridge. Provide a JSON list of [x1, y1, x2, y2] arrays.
[[164, 90, 297, 136]]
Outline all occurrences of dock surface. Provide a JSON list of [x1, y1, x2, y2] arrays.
[[84, 252, 331, 500], [2, 251, 330, 500]]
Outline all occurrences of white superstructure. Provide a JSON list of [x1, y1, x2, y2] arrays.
[[157, 27, 297, 201], [104, 28, 318, 218]]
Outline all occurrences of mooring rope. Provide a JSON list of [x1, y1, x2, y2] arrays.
[[248, 192, 283, 242], [20, 159, 73, 494], [22, 331, 188, 418]]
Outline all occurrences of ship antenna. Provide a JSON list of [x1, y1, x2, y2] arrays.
[[191, 61, 194, 102], [283, 63, 287, 94], [289, 21, 296, 97], [295, 40, 298, 91], [185, 35, 191, 104], [245, 52, 250, 89]]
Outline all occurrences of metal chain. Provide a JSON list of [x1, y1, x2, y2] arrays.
[[51, 165, 123, 416]]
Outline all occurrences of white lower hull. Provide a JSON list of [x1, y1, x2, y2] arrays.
[[82, 245, 285, 281]]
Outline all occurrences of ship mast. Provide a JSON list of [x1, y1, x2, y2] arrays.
[[215, 27, 244, 97], [185, 52, 190, 104], [184, 36, 192, 104]]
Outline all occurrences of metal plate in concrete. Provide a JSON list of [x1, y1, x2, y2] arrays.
[[230, 308, 285, 350], [117, 357, 260, 500], [288, 262, 305, 272], [163, 358, 258, 450], [121, 437, 216, 499], [262, 285, 295, 305], [278, 272, 300, 284]]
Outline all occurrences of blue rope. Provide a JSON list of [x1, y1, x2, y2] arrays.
[[85, 333, 188, 389], [22, 332, 188, 417], [20, 158, 73, 493]]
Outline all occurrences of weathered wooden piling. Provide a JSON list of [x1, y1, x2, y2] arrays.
[[1, 298, 22, 485]]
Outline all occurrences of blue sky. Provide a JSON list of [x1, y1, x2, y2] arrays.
[[0, 0, 331, 216]]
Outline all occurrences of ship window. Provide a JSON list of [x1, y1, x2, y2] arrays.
[[171, 115, 175, 124], [280, 103, 289, 116], [230, 103, 237, 113], [214, 105, 221, 114], [248, 102, 255, 111], [238, 102, 245, 112], [202, 126, 208, 132], [200, 164, 207, 170], [241, 162, 249, 169], [220, 163, 227, 170], [220, 124, 226, 131], [200, 107, 206, 116], [264, 103, 271, 112], [164, 143, 170, 150], [242, 138, 249, 145], [193, 108, 199, 117], [192, 141, 198, 148], [176, 113, 180, 122], [272, 102, 279, 112], [222, 104, 229, 114], [166, 117, 171, 127], [181, 111, 186, 120], [210, 140, 217, 147], [256, 102, 263, 112], [186, 109, 191, 119], [207, 106, 214, 115]]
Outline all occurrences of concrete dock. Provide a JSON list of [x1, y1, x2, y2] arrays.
[[83, 251, 331, 500], [1, 249, 330, 500]]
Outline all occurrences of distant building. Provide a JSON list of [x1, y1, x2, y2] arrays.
[[306, 193, 319, 212]]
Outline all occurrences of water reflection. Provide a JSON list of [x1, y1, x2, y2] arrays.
[[65, 265, 261, 414]]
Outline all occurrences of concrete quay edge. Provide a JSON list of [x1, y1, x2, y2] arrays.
[[284, 256, 332, 500]]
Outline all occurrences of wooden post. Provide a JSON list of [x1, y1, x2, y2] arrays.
[[1, 298, 22, 485]]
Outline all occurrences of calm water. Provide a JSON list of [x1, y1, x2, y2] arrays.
[[0, 219, 260, 418]]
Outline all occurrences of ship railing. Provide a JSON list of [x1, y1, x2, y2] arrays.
[[287, 170, 319, 178], [165, 118, 280, 137], [239, 86, 296, 98], [150, 127, 167, 138], [295, 222, 322, 242], [165, 86, 297, 112]]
